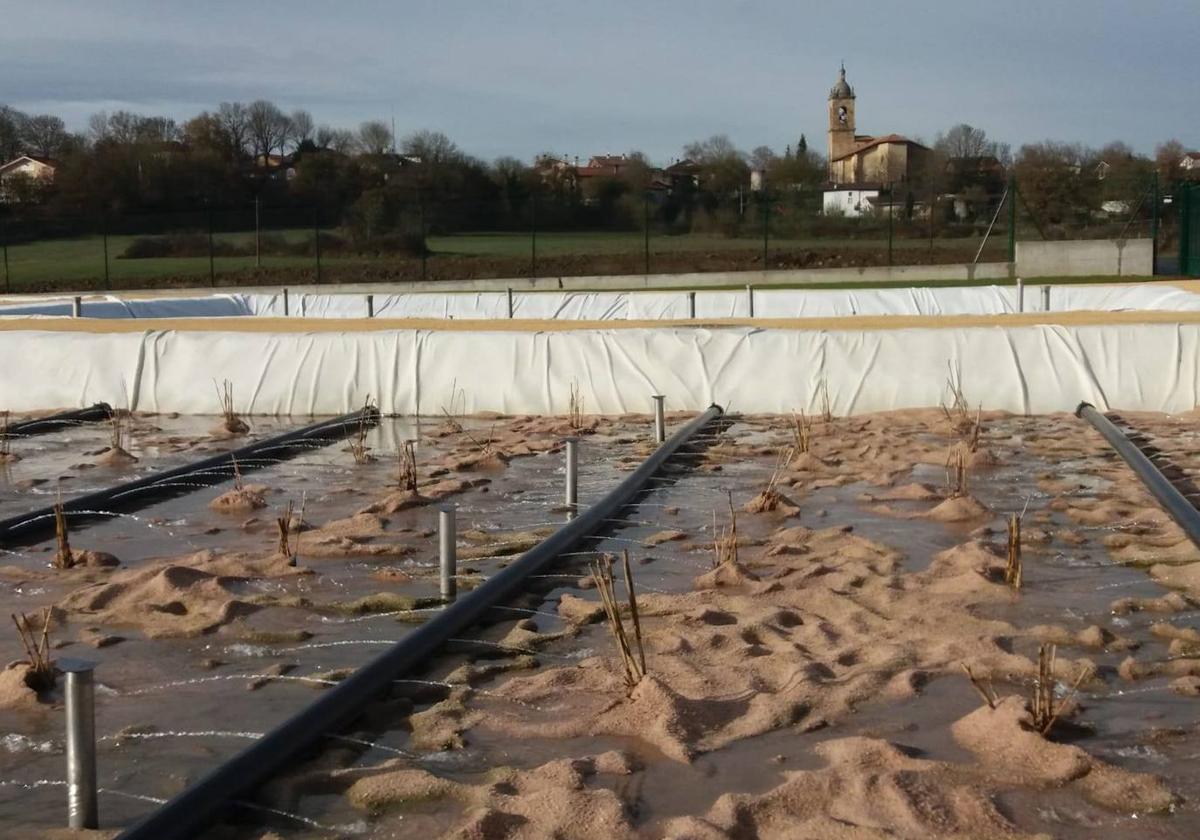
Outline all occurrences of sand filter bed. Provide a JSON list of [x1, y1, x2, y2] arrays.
[[2, 408, 1200, 838]]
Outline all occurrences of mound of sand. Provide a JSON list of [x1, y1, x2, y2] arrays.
[[210, 484, 269, 512]]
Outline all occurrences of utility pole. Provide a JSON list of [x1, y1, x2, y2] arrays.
[[1151, 171, 1160, 275], [0, 209, 9, 292], [1007, 175, 1017, 264], [101, 215, 110, 289], [254, 195, 261, 268], [207, 204, 216, 287], [313, 205, 322, 284], [530, 187, 537, 280], [643, 191, 651, 275], [886, 182, 894, 267]]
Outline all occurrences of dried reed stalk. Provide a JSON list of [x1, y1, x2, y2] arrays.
[[712, 491, 740, 568], [276, 499, 295, 558], [591, 553, 646, 689], [941, 361, 972, 433], [53, 495, 75, 570], [440, 378, 465, 433], [231, 455, 245, 492], [214, 379, 249, 433], [1030, 643, 1091, 735], [961, 663, 997, 709], [12, 609, 55, 692], [791, 410, 813, 454], [397, 440, 418, 492], [109, 411, 126, 451], [1005, 512, 1023, 590], [568, 380, 585, 429], [0, 411, 11, 459], [349, 397, 374, 464], [945, 445, 969, 498], [818, 378, 832, 423]]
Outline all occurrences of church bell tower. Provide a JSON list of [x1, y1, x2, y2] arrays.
[[827, 64, 856, 176]]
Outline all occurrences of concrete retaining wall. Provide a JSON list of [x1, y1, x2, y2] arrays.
[[1015, 239, 1153, 278]]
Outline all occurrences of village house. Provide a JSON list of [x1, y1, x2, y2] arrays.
[[0, 154, 57, 202]]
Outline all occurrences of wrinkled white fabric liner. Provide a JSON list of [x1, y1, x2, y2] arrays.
[[3, 284, 1199, 321], [2, 323, 1197, 415]]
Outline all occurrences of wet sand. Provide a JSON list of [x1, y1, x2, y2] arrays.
[[1, 408, 1200, 838]]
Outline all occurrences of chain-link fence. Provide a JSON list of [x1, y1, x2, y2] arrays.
[[0, 176, 1171, 294]]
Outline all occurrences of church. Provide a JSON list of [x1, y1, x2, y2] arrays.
[[823, 65, 929, 215]]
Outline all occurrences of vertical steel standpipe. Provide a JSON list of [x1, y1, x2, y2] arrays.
[[62, 659, 98, 829], [746, 284, 755, 318], [366, 294, 374, 318], [507, 287, 514, 319], [652, 395, 666, 444], [687, 291, 696, 319], [282, 288, 289, 317], [564, 437, 579, 517], [1016, 278, 1024, 313], [439, 505, 456, 602], [1042, 285, 1051, 312], [72, 296, 82, 318]]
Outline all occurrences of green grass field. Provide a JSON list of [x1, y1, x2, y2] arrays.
[[0, 228, 1010, 290]]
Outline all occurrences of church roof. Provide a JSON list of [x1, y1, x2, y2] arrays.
[[831, 134, 928, 162], [829, 65, 854, 99]]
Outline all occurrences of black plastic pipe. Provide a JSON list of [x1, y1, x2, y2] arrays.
[[4, 403, 113, 438], [1076, 402, 1200, 548], [116, 404, 724, 840], [0, 407, 379, 548]]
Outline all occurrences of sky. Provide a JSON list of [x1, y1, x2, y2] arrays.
[[0, 0, 1195, 164]]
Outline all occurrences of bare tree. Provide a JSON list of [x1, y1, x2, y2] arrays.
[[290, 110, 314, 149], [21, 114, 69, 157], [358, 120, 394, 156], [402, 129, 460, 165], [246, 99, 291, 160], [316, 125, 357, 153], [1156, 139, 1186, 183], [0, 105, 27, 160], [216, 102, 250, 157], [931, 123, 998, 159]]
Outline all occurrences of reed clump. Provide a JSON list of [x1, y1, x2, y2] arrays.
[[53, 499, 75, 570], [712, 491, 740, 568], [349, 398, 375, 464], [215, 379, 249, 434], [591, 551, 647, 691], [745, 449, 799, 514], [1005, 512, 1023, 590], [941, 361, 975, 435], [0, 411, 13, 462], [568, 380, 585, 430], [397, 440, 418, 493], [276, 499, 296, 559], [440, 379, 465, 434], [945, 444, 969, 498], [791, 410, 814, 454], [1030, 643, 1091, 735], [12, 609, 55, 692], [817, 378, 832, 424]]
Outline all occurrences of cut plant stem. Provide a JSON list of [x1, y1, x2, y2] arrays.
[[568, 380, 585, 430], [590, 553, 646, 690], [1030, 643, 1092, 735], [397, 440, 418, 492], [1005, 512, 1023, 590], [53, 494, 75, 570], [961, 662, 997, 709], [349, 396, 375, 464], [791, 410, 813, 454], [11, 608, 55, 692], [276, 499, 295, 559], [945, 444, 969, 498], [214, 378, 249, 434]]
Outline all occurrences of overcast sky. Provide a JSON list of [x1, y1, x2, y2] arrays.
[[1, 0, 1195, 163]]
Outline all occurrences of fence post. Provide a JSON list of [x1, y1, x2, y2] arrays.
[[419, 190, 427, 283], [1151, 172, 1159, 275], [643, 191, 651, 276], [652, 395, 666, 443], [530, 188, 538, 281], [72, 296, 82, 318], [1007, 175, 1017, 265], [687, 290, 696, 319], [564, 437, 578, 516], [506, 287, 514, 319], [62, 659, 98, 830], [207, 205, 216, 287], [101, 215, 110, 290], [254, 196, 262, 269], [313, 206, 322, 285], [366, 294, 374, 318], [1, 208, 11, 293], [439, 505, 457, 602], [746, 283, 754, 318], [761, 192, 769, 270], [886, 182, 894, 267]]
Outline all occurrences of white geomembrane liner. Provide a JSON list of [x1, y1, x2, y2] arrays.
[[2, 322, 1199, 415], [3, 283, 1200, 321]]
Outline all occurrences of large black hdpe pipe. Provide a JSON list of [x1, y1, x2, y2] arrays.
[[4, 403, 114, 438], [116, 404, 725, 840], [0, 407, 379, 549], [1076, 402, 1200, 549]]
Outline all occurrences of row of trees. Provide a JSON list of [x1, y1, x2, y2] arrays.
[[1, 99, 1190, 241]]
